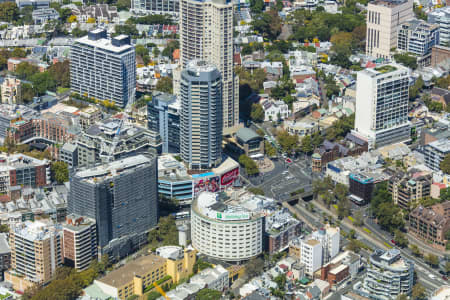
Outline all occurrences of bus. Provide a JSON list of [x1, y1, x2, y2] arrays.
[[171, 211, 190, 220]]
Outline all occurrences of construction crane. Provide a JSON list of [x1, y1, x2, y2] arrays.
[[153, 282, 170, 300], [99, 102, 133, 163]]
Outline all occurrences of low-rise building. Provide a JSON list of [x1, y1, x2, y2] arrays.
[[62, 214, 97, 271], [321, 250, 361, 285], [431, 45, 450, 68], [424, 138, 450, 172], [72, 4, 119, 23], [357, 249, 414, 300], [431, 87, 450, 109], [389, 170, 432, 210], [31, 8, 59, 24], [190, 265, 229, 292], [94, 254, 168, 300], [262, 99, 290, 122], [156, 246, 196, 284], [409, 201, 450, 251], [232, 127, 264, 157]]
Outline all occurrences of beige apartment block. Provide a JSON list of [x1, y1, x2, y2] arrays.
[[180, 0, 239, 131], [366, 0, 413, 59], [1, 77, 22, 105]]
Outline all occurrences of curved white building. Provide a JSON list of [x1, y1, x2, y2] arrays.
[[191, 192, 263, 262]]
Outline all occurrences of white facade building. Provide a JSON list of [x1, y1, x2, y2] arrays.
[[300, 238, 323, 276], [191, 192, 264, 262], [365, 0, 413, 59], [352, 64, 410, 149], [179, 0, 238, 131], [189, 265, 229, 291], [263, 100, 290, 122], [70, 29, 136, 108], [311, 225, 340, 264]]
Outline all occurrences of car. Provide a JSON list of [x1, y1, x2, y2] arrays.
[[391, 239, 396, 245], [443, 276, 448, 281], [429, 274, 436, 279]]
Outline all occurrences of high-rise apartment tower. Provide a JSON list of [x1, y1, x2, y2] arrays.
[[180, 60, 222, 170], [70, 28, 136, 108], [179, 0, 238, 131]]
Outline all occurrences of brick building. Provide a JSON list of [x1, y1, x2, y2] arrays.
[[409, 201, 450, 250], [431, 45, 450, 68]]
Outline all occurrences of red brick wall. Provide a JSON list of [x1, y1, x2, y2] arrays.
[[35, 165, 47, 186]]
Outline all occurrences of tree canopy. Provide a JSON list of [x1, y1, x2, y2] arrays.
[[155, 77, 173, 94], [440, 154, 450, 174], [239, 155, 259, 176], [51, 162, 69, 184]]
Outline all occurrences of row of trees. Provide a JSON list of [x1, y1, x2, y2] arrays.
[[23, 256, 111, 300]]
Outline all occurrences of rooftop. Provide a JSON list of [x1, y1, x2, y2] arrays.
[[97, 254, 166, 288], [236, 127, 261, 143], [75, 33, 133, 54], [427, 138, 450, 153], [11, 220, 61, 241], [75, 154, 153, 183]]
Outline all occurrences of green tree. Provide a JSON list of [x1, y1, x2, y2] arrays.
[[353, 210, 364, 226], [193, 258, 213, 274], [148, 216, 178, 248], [136, 44, 150, 64], [30, 72, 56, 95], [21, 83, 35, 103], [48, 60, 70, 88], [440, 154, 450, 174], [116, 0, 131, 10], [162, 40, 179, 60], [394, 230, 408, 248], [334, 184, 348, 202], [396, 294, 408, 300], [412, 283, 426, 300], [114, 24, 138, 38], [274, 274, 286, 289], [337, 198, 351, 219], [276, 129, 298, 153], [15, 62, 39, 80], [245, 257, 264, 278], [147, 291, 162, 300], [239, 155, 259, 176], [249, 0, 264, 14], [445, 261, 450, 274], [425, 253, 439, 268], [196, 288, 222, 300], [252, 9, 282, 40], [11, 48, 27, 58], [0, 2, 19, 22], [0, 49, 11, 70], [155, 77, 173, 93], [410, 244, 422, 257], [250, 103, 265, 122], [265, 141, 277, 157], [346, 238, 361, 253], [321, 190, 334, 208], [0, 224, 9, 233], [300, 135, 313, 154], [394, 53, 418, 70], [51, 162, 69, 184]]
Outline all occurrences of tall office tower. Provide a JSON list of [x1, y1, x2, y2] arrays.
[[180, 60, 222, 170], [147, 92, 180, 153], [70, 28, 136, 108], [180, 0, 238, 131], [365, 0, 413, 59], [6, 221, 62, 291], [352, 64, 410, 149], [68, 154, 158, 257]]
